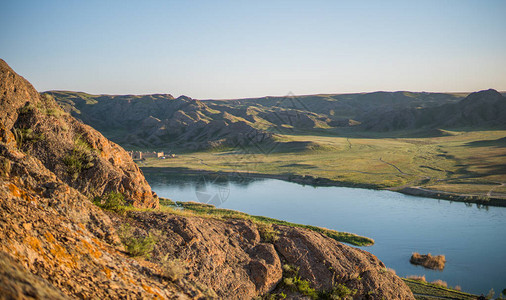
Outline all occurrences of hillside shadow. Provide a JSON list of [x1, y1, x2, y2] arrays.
[[464, 137, 506, 148]]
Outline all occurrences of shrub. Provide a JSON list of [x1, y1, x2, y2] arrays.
[[430, 279, 448, 288], [93, 192, 125, 211], [487, 288, 495, 299], [118, 224, 157, 257], [321, 283, 357, 300], [18, 104, 35, 115], [63, 135, 94, 179], [161, 255, 186, 281], [281, 264, 318, 299], [13, 128, 44, 149], [380, 267, 396, 275], [257, 222, 279, 243], [454, 285, 461, 291]]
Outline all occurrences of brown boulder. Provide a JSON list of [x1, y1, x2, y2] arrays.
[[274, 225, 415, 299]]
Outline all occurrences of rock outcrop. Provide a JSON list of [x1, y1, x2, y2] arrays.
[[1, 59, 415, 299], [0, 124, 186, 298], [0, 59, 157, 208], [109, 209, 415, 299]]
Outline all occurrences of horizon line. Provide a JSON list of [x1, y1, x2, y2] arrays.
[[43, 88, 505, 101]]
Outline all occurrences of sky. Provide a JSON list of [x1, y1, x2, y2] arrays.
[[1, 0, 505, 99]]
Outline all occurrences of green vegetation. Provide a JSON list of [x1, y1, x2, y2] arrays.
[[403, 278, 477, 300], [168, 201, 374, 246], [13, 128, 44, 149], [320, 284, 357, 300], [158, 197, 175, 206], [117, 223, 157, 257], [278, 264, 357, 300], [63, 135, 95, 179], [257, 222, 280, 243], [281, 264, 319, 299], [93, 192, 126, 212]]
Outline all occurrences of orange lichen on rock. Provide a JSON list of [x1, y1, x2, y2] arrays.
[[44, 232, 79, 269], [80, 239, 102, 259]]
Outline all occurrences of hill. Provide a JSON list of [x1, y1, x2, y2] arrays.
[[361, 89, 506, 131], [47, 90, 473, 150]]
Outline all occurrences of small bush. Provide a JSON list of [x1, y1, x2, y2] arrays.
[[13, 128, 44, 148], [406, 275, 426, 282], [430, 279, 448, 288], [161, 255, 186, 281], [93, 192, 125, 211], [63, 135, 95, 179], [257, 222, 279, 243], [281, 264, 318, 299], [454, 285, 461, 291], [118, 224, 157, 257], [321, 283, 357, 300]]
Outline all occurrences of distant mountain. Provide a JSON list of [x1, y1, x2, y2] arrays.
[[48, 89, 504, 150], [360, 89, 506, 131], [49, 91, 273, 150]]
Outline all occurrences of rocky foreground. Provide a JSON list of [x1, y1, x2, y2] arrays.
[[0, 59, 414, 299]]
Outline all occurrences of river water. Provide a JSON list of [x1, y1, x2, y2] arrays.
[[145, 172, 506, 295]]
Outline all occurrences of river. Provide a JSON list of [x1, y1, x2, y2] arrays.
[[145, 172, 506, 295]]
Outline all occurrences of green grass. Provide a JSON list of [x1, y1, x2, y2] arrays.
[[140, 130, 506, 200], [63, 135, 95, 179], [403, 278, 477, 300], [168, 201, 374, 246], [93, 192, 126, 212], [117, 223, 157, 257]]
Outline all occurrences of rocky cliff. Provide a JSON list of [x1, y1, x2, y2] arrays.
[[0, 59, 415, 299], [0, 60, 157, 208]]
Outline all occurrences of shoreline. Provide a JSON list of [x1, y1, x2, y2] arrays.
[[141, 167, 506, 208]]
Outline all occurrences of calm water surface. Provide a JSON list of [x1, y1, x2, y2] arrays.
[[145, 172, 506, 295]]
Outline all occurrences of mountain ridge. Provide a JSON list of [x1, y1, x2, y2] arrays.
[[47, 88, 505, 150]]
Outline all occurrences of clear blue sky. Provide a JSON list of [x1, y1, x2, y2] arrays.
[[1, 0, 505, 99]]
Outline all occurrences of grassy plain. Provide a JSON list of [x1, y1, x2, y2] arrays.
[[141, 130, 506, 201]]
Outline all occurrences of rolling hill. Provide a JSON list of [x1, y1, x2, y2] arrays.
[[46, 89, 504, 151]]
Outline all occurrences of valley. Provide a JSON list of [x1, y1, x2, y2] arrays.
[[50, 89, 506, 204]]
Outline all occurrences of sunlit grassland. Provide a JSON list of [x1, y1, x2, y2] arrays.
[[141, 130, 506, 197]]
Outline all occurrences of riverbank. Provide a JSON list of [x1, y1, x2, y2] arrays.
[[141, 167, 506, 207]]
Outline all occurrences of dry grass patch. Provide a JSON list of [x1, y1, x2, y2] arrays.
[[431, 279, 448, 288]]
